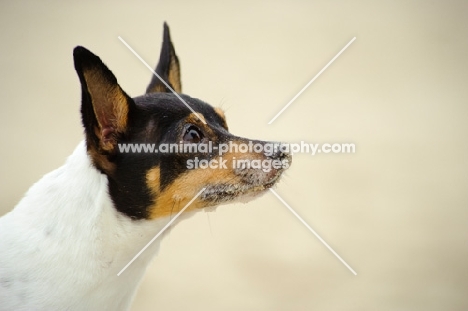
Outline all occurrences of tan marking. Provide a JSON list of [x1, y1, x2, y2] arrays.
[[148, 84, 167, 93], [168, 56, 181, 93], [186, 112, 206, 125], [185, 112, 216, 139], [82, 68, 130, 172], [147, 163, 240, 219], [87, 145, 116, 173], [112, 90, 129, 132], [83, 69, 129, 151], [146, 140, 268, 219], [146, 51, 181, 94], [214, 107, 228, 130], [146, 167, 161, 195], [214, 107, 225, 120]]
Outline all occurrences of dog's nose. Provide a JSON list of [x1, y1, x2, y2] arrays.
[[270, 143, 292, 164]]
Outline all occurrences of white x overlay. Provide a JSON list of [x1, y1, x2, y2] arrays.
[[268, 37, 356, 124], [117, 188, 206, 276], [118, 36, 206, 124], [117, 35, 357, 277], [269, 189, 357, 275]]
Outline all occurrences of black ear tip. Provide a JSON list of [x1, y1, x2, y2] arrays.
[[73, 46, 102, 70], [163, 22, 171, 40], [73, 46, 92, 60]]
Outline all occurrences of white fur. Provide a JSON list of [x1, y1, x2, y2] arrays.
[[0, 141, 187, 310]]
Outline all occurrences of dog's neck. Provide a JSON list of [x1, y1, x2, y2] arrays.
[[0, 141, 175, 310]]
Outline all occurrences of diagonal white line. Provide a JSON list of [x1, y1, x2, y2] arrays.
[[117, 188, 206, 276], [269, 188, 357, 275], [118, 36, 206, 124], [268, 37, 356, 124]]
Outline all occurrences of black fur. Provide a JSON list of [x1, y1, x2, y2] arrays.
[[73, 23, 290, 220], [146, 22, 180, 93], [73, 46, 136, 158], [108, 94, 228, 219]]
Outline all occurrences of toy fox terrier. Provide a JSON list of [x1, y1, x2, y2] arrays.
[[0, 23, 291, 310]]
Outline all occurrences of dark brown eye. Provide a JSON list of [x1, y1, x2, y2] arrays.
[[183, 125, 203, 143]]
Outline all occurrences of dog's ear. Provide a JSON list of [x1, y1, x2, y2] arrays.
[[146, 22, 182, 94], [73, 46, 135, 155]]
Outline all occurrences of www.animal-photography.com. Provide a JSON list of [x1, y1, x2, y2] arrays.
[[1, 1, 467, 310]]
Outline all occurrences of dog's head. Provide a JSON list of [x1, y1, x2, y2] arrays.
[[73, 23, 291, 220]]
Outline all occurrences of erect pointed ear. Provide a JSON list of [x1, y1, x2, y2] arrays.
[[146, 22, 182, 94], [73, 46, 135, 155]]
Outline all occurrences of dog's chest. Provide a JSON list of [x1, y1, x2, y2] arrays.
[[0, 142, 168, 310]]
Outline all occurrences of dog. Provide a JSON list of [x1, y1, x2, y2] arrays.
[[0, 23, 291, 310]]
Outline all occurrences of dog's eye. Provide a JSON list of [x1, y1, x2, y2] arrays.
[[183, 125, 203, 143]]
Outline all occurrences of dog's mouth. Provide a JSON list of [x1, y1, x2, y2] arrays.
[[199, 150, 291, 208], [201, 173, 282, 205]]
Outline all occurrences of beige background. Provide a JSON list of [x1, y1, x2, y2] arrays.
[[1, 1, 468, 310]]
